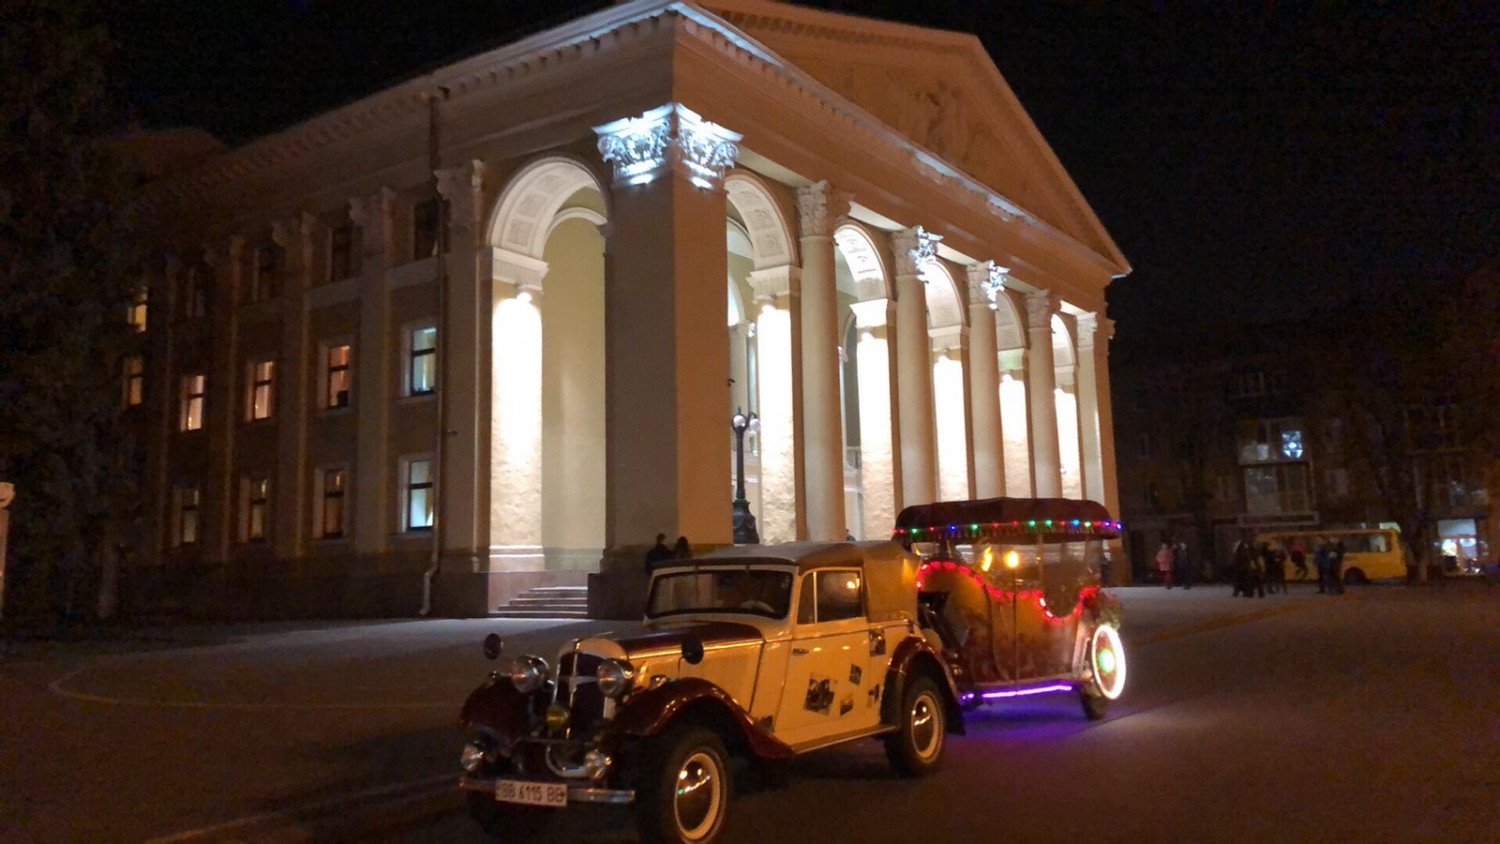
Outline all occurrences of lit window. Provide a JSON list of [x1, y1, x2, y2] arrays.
[[128, 289, 148, 332], [248, 360, 275, 421], [320, 468, 347, 538], [404, 458, 434, 531], [180, 374, 205, 431], [325, 344, 352, 409], [245, 476, 270, 542], [329, 222, 359, 281], [177, 486, 200, 545], [408, 326, 437, 395], [123, 355, 144, 407]]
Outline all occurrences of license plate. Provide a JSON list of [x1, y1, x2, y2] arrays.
[[496, 779, 568, 808]]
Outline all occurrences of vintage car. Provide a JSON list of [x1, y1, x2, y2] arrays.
[[894, 497, 1127, 719], [458, 541, 961, 842]]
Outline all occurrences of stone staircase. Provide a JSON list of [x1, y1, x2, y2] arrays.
[[491, 585, 590, 619]]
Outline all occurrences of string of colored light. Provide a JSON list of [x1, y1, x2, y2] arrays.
[[893, 518, 1124, 541]]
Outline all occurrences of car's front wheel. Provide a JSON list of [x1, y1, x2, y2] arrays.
[[884, 675, 946, 776], [636, 725, 732, 844]]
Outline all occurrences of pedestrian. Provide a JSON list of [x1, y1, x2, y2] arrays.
[[1330, 539, 1346, 594], [1289, 540, 1309, 581], [1315, 540, 1332, 594], [1250, 543, 1267, 598], [1173, 541, 1194, 590], [644, 533, 672, 570], [673, 535, 692, 559], [1156, 542, 1176, 589], [1231, 538, 1255, 598], [1260, 543, 1285, 594]]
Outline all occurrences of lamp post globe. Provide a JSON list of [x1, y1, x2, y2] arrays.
[[731, 407, 760, 544]]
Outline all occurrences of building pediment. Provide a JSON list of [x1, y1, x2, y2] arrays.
[[700, 0, 1128, 273]]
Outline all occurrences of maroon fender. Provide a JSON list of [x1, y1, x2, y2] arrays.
[[459, 676, 532, 740], [882, 636, 965, 735], [604, 676, 795, 762]]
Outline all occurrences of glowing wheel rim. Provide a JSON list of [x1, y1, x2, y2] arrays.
[[909, 690, 944, 762], [673, 750, 723, 841], [1089, 625, 1126, 700]]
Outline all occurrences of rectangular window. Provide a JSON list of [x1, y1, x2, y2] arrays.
[[325, 344, 352, 409], [1243, 463, 1311, 515], [247, 360, 275, 421], [1238, 418, 1306, 464], [412, 199, 443, 261], [320, 468, 347, 538], [244, 476, 270, 542], [123, 355, 144, 407], [184, 266, 209, 319], [408, 326, 437, 395], [180, 374, 205, 431], [128, 289, 148, 333], [404, 458, 434, 531], [177, 486, 200, 546], [329, 222, 358, 281], [253, 244, 283, 302]]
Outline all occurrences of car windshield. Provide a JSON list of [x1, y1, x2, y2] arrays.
[[646, 569, 794, 619]]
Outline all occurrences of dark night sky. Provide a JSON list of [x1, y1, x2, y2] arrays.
[[102, 1, 1498, 338]]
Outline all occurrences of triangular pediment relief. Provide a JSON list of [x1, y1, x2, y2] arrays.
[[699, 0, 1127, 271]]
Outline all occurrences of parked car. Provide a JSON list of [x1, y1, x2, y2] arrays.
[[457, 497, 1126, 842], [458, 541, 961, 842]]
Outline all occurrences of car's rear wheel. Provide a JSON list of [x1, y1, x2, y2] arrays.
[[884, 676, 946, 776], [465, 791, 551, 839], [1343, 568, 1368, 586], [636, 725, 732, 844]]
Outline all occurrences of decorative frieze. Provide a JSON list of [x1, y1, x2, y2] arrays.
[[892, 225, 941, 278], [794, 180, 850, 240], [594, 103, 742, 189]]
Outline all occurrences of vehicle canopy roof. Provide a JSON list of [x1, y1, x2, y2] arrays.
[[680, 541, 920, 622], [894, 497, 1122, 545]]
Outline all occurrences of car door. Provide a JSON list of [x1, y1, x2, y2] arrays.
[[773, 569, 880, 746]]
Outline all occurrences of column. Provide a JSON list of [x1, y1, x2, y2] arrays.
[[796, 181, 849, 541], [488, 247, 547, 569], [966, 263, 1005, 498], [892, 227, 940, 506], [437, 161, 489, 557], [747, 266, 800, 543], [272, 214, 315, 559], [595, 103, 740, 547], [1080, 314, 1121, 518], [931, 325, 971, 502], [207, 237, 244, 561], [999, 348, 1033, 496], [352, 189, 394, 555], [851, 299, 899, 539], [1026, 290, 1063, 497]]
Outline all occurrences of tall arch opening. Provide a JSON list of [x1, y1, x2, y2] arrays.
[[486, 156, 608, 570], [923, 261, 970, 503], [1052, 314, 1083, 500], [834, 222, 893, 540], [995, 293, 1031, 496]]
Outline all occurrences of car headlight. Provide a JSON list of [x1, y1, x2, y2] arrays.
[[596, 658, 636, 699], [460, 739, 490, 774], [507, 655, 549, 693]]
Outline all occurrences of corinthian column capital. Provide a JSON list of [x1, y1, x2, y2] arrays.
[[892, 226, 942, 278], [795, 180, 850, 240], [436, 160, 488, 235], [1024, 290, 1060, 332], [965, 260, 1010, 309], [594, 103, 742, 189]]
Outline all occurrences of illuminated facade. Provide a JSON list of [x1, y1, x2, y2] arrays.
[[128, 0, 1129, 616]]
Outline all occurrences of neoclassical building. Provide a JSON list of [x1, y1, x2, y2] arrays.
[[126, 0, 1129, 617]]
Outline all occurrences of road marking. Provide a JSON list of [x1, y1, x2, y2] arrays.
[[143, 773, 455, 843], [47, 664, 453, 710]]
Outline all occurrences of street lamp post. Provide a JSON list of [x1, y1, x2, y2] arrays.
[[731, 408, 760, 544]]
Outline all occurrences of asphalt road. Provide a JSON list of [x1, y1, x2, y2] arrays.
[[3, 583, 1496, 842]]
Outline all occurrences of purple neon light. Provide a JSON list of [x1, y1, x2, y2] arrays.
[[969, 683, 1075, 701]]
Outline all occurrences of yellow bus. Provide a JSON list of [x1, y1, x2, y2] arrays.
[[1253, 528, 1408, 584]]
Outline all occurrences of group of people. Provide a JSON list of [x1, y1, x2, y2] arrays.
[[1156, 535, 1350, 597], [644, 533, 693, 570]]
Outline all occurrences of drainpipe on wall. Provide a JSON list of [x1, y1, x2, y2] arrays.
[[420, 87, 450, 617]]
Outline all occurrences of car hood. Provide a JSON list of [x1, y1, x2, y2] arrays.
[[580, 620, 764, 661]]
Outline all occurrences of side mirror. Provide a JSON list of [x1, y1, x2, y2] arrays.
[[681, 635, 704, 666], [482, 633, 504, 661]]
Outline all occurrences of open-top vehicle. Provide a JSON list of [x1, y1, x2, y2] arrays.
[[457, 497, 1125, 842], [895, 497, 1127, 718]]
